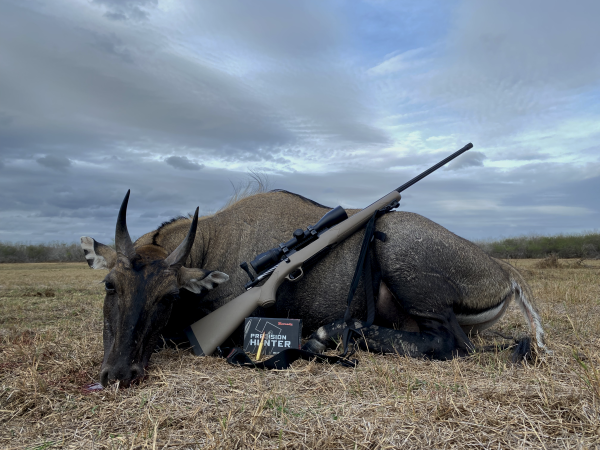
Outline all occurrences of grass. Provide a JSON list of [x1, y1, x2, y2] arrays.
[[1, 260, 600, 449]]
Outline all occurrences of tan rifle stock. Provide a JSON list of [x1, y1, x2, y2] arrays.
[[186, 143, 473, 356]]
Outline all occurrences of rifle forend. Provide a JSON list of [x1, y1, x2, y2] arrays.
[[185, 142, 473, 357]]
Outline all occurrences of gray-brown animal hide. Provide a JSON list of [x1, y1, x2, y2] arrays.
[[136, 191, 545, 349]]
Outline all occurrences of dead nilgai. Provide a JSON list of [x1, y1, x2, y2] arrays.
[[83, 194, 548, 386], [81, 149, 548, 386]]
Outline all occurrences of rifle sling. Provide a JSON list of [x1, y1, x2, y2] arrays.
[[341, 210, 386, 357]]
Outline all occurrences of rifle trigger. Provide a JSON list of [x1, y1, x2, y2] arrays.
[[286, 268, 304, 282]]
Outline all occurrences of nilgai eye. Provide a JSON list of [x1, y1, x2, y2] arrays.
[[105, 282, 116, 292]]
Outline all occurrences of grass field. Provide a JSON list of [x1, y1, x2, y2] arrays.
[[1, 260, 600, 449]]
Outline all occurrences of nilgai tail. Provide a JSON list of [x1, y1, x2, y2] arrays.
[[495, 258, 550, 354]]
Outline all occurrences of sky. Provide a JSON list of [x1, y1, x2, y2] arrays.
[[1, 0, 599, 245]]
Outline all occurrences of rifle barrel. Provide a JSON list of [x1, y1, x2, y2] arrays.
[[395, 142, 473, 193]]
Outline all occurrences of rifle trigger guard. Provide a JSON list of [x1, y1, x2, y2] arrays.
[[286, 267, 304, 282]]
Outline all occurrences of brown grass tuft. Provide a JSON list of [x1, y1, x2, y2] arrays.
[[534, 254, 561, 269], [2, 260, 600, 448], [567, 258, 592, 269], [534, 255, 593, 270]]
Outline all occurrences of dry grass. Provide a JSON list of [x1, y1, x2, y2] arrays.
[[1, 260, 600, 449], [535, 254, 562, 269], [534, 255, 594, 270]]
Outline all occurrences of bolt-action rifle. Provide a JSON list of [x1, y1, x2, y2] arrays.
[[185, 143, 473, 356]]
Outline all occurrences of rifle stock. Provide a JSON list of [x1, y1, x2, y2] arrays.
[[185, 143, 473, 356]]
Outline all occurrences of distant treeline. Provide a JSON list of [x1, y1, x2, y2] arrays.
[[1, 232, 599, 263], [476, 232, 600, 259], [0, 242, 86, 263]]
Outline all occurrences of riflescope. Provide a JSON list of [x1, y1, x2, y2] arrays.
[[242, 205, 348, 279]]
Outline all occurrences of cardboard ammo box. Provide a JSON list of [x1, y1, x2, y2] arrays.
[[243, 318, 302, 356]]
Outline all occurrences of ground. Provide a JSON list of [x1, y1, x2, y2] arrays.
[[1, 259, 599, 449]]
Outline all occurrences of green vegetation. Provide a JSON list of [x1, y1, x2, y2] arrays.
[[0, 242, 85, 263], [476, 232, 600, 259]]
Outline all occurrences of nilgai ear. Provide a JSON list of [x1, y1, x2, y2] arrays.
[[177, 267, 229, 294], [80, 236, 117, 270]]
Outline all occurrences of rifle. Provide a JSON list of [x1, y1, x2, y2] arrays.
[[185, 143, 473, 356]]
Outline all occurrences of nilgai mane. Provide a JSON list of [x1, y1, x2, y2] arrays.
[[82, 190, 548, 386]]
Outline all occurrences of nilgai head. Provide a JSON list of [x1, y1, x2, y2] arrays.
[[81, 191, 229, 387]]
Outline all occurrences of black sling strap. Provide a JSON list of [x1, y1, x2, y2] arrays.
[[340, 211, 380, 357], [343, 212, 378, 323]]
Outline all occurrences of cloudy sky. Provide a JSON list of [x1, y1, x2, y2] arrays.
[[1, 0, 599, 245]]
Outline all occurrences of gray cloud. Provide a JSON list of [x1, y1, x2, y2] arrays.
[[426, 0, 600, 137], [266, 159, 600, 240], [0, 0, 598, 245], [489, 149, 551, 162], [0, 1, 388, 171], [0, 1, 391, 168], [165, 156, 204, 171], [89, 32, 134, 63], [190, 1, 344, 58], [364, 1, 600, 158], [448, 1, 600, 89], [0, 149, 598, 244], [0, 112, 15, 127], [445, 151, 486, 170], [91, 0, 158, 21], [36, 155, 72, 171], [0, 159, 236, 243], [0, 3, 292, 160]]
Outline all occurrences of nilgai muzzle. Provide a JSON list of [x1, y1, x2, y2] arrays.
[[82, 190, 548, 386]]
